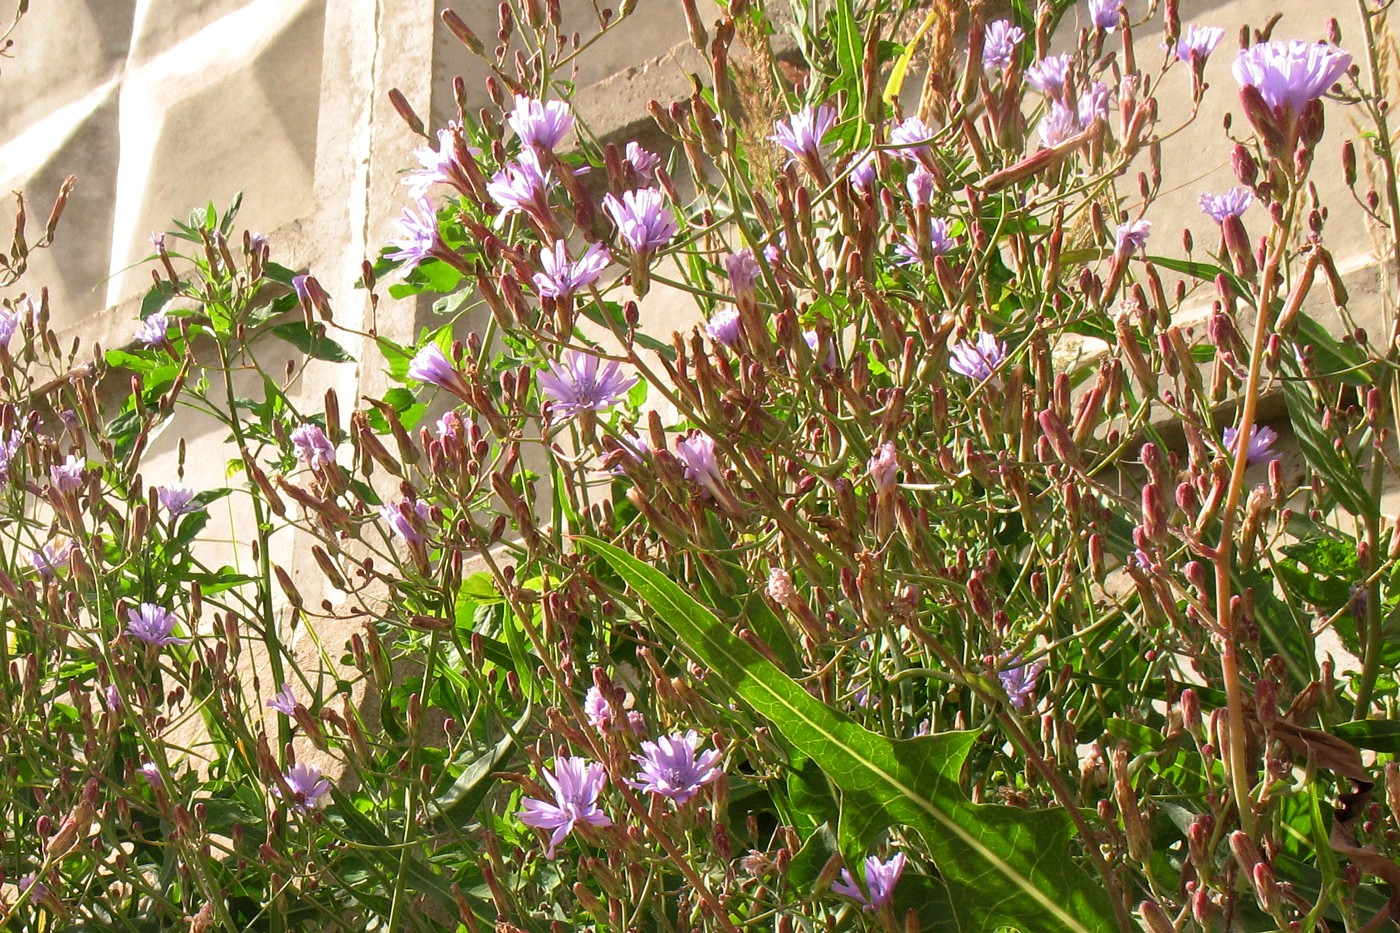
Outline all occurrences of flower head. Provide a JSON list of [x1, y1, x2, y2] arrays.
[[1088, 0, 1122, 30], [18, 875, 47, 903], [630, 729, 723, 804], [847, 151, 878, 190], [30, 541, 71, 579], [276, 763, 331, 812], [126, 603, 189, 646], [1038, 102, 1082, 147], [1026, 54, 1074, 95], [725, 248, 762, 297], [533, 241, 611, 298], [267, 684, 298, 716], [290, 423, 336, 470], [983, 19, 1025, 71], [584, 686, 615, 729], [486, 156, 555, 216], [832, 852, 907, 910], [138, 762, 164, 789], [408, 343, 466, 394], [403, 124, 477, 197], [603, 187, 678, 252], [1175, 24, 1225, 64], [1078, 81, 1111, 126], [1115, 219, 1152, 252], [536, 350, 638, 420], [135, 311, 170, 347], [508, 95, 576, 150], [706, 309, 742, 348], [50, 454, 84, 494], [905, 168, 937, 207], [770, 104, 837, 165], [802, 330, 837, 371], [0, 307, 17, 349], [949, 332, 1007, 384], [0, 431, 21, 490], [1223, 424, 1281, 464], [381, 499, 431, 546], [519, 756, 612, 858], [625, 141, 661, 176], [1199, 187, 1255, 222], [675, 433, 724, 498], [157, 484, 201, 517], [1233, 41, 1352, 116], [385, 197, 441, 270], [998, 655, 1047, 710], [888, 116, 935, 162], [868, 442, 897, 493]]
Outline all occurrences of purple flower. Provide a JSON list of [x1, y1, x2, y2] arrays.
[[18, 874, 47, 902], [1175, 24, 1225, 64], [1233, 41, 1353, 116], [1026, 54, 1074, 95], [1199, 187, 1254, 222], [138, 762, 163, 789], [508, 95, 576, 150], [1038, 102, 1082, 147], [533, 241, 611, 298], [402, 124, 476, 197], [157, 484, 201, 517], [135, 311, 170, 347], [905, 168, 936, 206], [1078, 81, 1111, 125], [380, 499, 431, 545], [408, 343, 464, 391], [848, 152, 878, 190], [802, 331, 836, 371], [1115, 219, 1152, 252], [436, 411, 463, 441], [1223, 424, 1281, 464], [675, 433, 725, 499], [603, 187, 678, 252], [276, 763, 331, 812], [50, 454, 84, 494], [706, 309, 742, 347], [536, 350, 638, 420], [948, 332, 1007, 383], [1088, 0, 1122, 31], [0, 308, 17, 349], [385, 197, 440, 271], [868, 442, 897, 493], [770, 104, 837, 164], [630, 729, 723, 804], [290, 423, 336, 470], [888, 116, 935, 161], [832, 852, 907, 910], [126, 603, 189, 646], [584, 686, 614, 729], [725, 248, 762, 297], [983, 19, 1025, 71], [30, 541, 71, 579], [625, 141, 661, 176], [486, 156, 555, 216], [102, 684, 122, 712], [894, 219, 955, 265], [267, 683, 298, 715], [998, 655, 1046, 710], [0, 431, 21, 489], [519, 756, 612, 858]]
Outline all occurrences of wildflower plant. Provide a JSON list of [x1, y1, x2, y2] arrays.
[[6, 0, 1400, 931]]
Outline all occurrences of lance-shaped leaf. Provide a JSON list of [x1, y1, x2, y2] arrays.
[[580, 537, 1117, 933]]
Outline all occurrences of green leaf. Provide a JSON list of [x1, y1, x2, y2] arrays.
[[1334, 719, 1400, 754], [1280, 358, 1373, 517], [429, 701, 531, 828], [579, 537, 1117, 933], [269, 322, 355, 362]]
